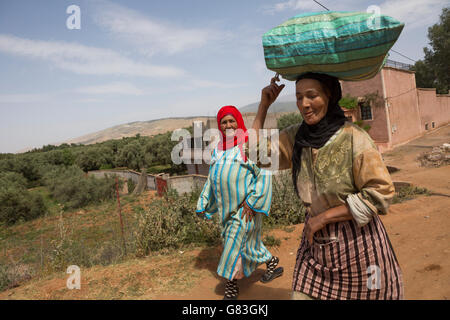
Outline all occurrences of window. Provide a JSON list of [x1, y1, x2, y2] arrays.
[[360, 103, 373, 120], [425, 123, 429, 130], [432, 122, 435, 128]]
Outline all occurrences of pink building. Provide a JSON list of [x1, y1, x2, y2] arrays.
[[341, 60, 450, 153]]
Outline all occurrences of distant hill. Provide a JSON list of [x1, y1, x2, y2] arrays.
[[64, 116, 216, 146], [17, 95, 301, 152], [62, 95, 299, 147], [239, 94, 297, 113]]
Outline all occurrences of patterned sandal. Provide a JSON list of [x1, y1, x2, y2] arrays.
[[260, 256, 284, 283], [223, 279, 239, 300]]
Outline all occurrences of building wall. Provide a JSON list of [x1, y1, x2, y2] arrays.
[[417, 88, 439, 131], [341, 73, 390, 145], [436, 94, 450, 127], [382, 68, 423, 147], [417, 89, 450, 132]]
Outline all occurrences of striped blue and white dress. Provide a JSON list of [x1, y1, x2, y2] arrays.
[[196, 145, 273, 280]]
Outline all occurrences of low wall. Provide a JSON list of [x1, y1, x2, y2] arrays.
[[168, 174, 207, 194], [87, 169, 157, 190], [87, 169, 207, 195]]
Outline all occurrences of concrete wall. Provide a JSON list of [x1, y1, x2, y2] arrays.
[[88, 169, 207, 195], [88, 169, 139, 182], [382, 67, 423, 147], [417, 89, 450, 131], [437, 94, 450, 127], [417, 88, 439, 131], [87, 169, 157, 189], [167, 174, 207, 194], [341, 73, 390, 145]]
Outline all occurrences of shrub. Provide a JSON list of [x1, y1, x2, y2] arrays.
[[265, 170, 306, 228], [263, 235, 281, 247], [277, 113, 303, 131], [127, 178, 136, 194], [134, 188, 220, 256], [0, 156, 42, 187], [0, 172, 47, 225], [45, 213, 127, 272], [43, 165, 119, 210], [393, 186, 430, 204], [338, 94, 358, 109], [0, 263, 34, 291]]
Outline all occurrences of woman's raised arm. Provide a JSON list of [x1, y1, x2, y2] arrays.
[[252, 75, 285, 136]]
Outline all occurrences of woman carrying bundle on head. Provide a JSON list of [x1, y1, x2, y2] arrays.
[[251, 73, 404, 300], [196, 105, 284, 300]]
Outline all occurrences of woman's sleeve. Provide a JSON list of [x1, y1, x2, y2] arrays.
[[244, 162, 273, 216], [244, 123, 299, 171], [196, 176, 218, 219], [347, 128, 395, 227]]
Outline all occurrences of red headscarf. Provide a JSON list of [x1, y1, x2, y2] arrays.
[[217, 105, 248, 161]]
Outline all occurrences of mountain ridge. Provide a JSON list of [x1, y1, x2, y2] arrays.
[[17, 96, 299, 152]]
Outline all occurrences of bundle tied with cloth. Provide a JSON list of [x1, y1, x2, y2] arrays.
[[262, 11, 404, 81]]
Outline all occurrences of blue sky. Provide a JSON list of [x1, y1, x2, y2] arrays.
[[0, 0, 447, 153]]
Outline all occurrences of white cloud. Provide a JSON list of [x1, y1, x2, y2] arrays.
[[0, 34, 185, 78], [92, 0, 229, 56], [261, 0, 447, 30], [378, 0, 448, 30], [75, 82, 144, 95], [261, 0, 325, 14]]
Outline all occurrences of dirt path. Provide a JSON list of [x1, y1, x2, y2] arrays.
[[1, 126, 448, 300]]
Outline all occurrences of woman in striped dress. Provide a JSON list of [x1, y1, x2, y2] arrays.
[[196, 105, 284, 300], [251, 73, 404, 300]]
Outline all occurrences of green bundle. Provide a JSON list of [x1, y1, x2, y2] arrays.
[[263, 11, 404, 81]]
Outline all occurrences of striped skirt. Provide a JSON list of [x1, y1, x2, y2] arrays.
[[292, 213, 404, 299]]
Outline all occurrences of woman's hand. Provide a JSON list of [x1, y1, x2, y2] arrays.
[[303, 204, 353, 245], [253, 75, 286, 138], [260, 74, 285, 110], [239, 200, 257, 223], [304, 214, 326, 245]]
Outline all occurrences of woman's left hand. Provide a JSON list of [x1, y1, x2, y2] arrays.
[[304, 213, 326, 245]]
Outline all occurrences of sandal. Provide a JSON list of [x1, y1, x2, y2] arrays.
[[260, 256, 284, 283], [223, 279, 239, 300]]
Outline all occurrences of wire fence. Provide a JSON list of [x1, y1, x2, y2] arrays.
[[385, 59, 414, 71]]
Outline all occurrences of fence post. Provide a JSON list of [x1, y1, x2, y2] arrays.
[[115, 177, 127, 256]]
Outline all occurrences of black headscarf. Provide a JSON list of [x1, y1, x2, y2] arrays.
[[292, 72, 347, 196]]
